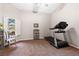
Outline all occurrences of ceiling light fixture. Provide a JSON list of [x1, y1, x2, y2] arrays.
[[32, 3, 48, 13], [32, 3, 41, 13]]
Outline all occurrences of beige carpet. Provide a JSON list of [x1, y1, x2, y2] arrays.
[[0, 39, 79, 56]]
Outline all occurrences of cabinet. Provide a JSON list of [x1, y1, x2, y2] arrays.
[[33, 29, 39, 39]]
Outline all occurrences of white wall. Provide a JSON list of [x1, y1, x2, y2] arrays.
[[0, 3, 21, 41], [50, 3, 79, 48], [0, 3, 51, 41], [20, 11, 51, 40], [3, 3, 21, 37], [0, 3, 3, 23]]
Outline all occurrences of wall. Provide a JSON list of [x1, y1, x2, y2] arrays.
[[0, 3, 21, 41], [20, 11, 51, 40], [3, 3, 21, 36], [0, 3, 51, 41], [50, 3, 79, 48], [0, 3, 3, 23]]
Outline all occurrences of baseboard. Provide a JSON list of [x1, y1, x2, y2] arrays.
[[69, 43, 79, 49], [16, 37, 44, 42], [40, 37, 44, 39]]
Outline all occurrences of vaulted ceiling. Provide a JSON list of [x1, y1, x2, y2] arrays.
[[12, 3, 65, 14]]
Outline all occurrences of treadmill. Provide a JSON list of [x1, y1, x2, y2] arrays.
[[45, 21, 69, 48]]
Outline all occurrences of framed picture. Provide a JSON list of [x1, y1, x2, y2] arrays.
[[33, 23, 39, 28]]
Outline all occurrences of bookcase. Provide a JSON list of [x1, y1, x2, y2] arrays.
[[0, 30, 4, 48], [0, 18, 16, 49]]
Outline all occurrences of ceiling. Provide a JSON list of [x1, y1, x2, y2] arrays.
[[12, 3, 64, 14]]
